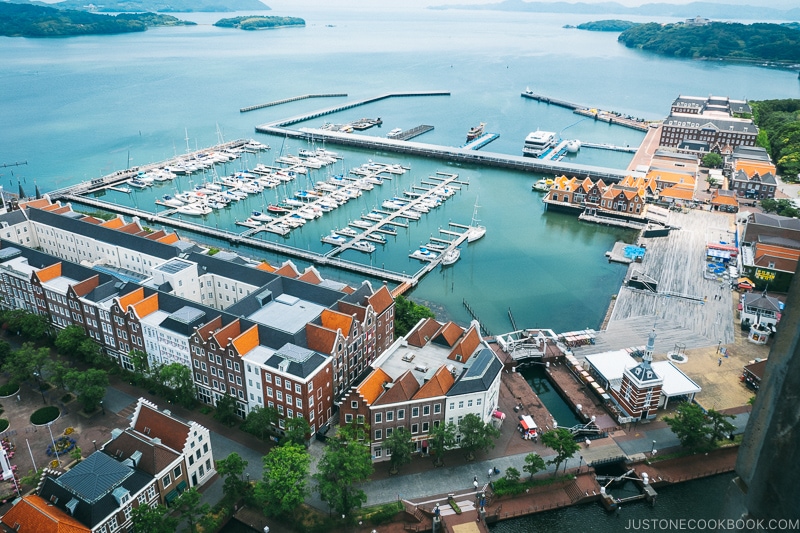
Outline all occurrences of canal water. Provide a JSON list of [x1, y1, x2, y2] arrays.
[[519, 364, 582, 429]]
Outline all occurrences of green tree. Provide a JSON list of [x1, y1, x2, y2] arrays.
[[2, 309, 49, 340], [128, 348, 150, 375], [131, 503, 178, 533], [217, 452, 249, 503], [54, 325, 88, 358], [213, 394, 239, 426], [69, 445, 83, 463], [313, 422, 373, 517], [540, 428, 581, 475], [664, 402, 712, 453], [707, 409, 737, 445], [157, 363, 195, 408], [504, 466, 520, 482], [257, 443, 310, 516], [393, 295, 435, 337], [242, 405, 279, 440], [701, 152, 723, 168], [384, 426, 413, 474], [0, 339, 11, 368], [428, 421, 457, 467], [46, 357, 72, 392], [281, 416, 311, 447], [458, 413, 501, 461], [523, 452, 546, 479], [3, 342, 51, 391], [173, 488, 209, 533], [64, 368, 108, 412]]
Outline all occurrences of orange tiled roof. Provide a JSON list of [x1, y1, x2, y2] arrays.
[[357, 368, 393, 405], [448, 326, 481, 362], [71, 275, 100, 298], [232, 325, 259, 356], [414, 366, 455, 399], [118, 222, 142, 234], [646, 169, 696, 186], [320, 309, 353, 335], [157, 233, 180, 245], [735, 160, 775, 178], [213, 319, 242, 347], [368, 285, 394, 315], [195, 316, 222, 343], [298, 267, 323, 285], [42, 203, 64, 212], [99, 217, 125, 229], [434, 322, 464, 347], [132, 402, 190, 453], [0, 495, 91, 533], [306, 323, 338, 354], [131, 293, 159, 318], [374, 370, 419, 405], [78, 216, 103, 225], [275, 262, 299, 278], [51, 206, 73, 215], [35, 262, 62, 283], [19, 198, 53, 210], [118, 287, 146, 311], [406, 318, 442, 348], [659, 186, 695, 201], [337, 301, 366, 323], [256, 261, 277, 272], [144, 230, 167, 240]]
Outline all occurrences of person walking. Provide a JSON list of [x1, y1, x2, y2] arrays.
[[718, 358, 722, 366]]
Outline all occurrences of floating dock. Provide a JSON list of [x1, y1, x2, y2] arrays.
[[521, 90, 652, 132], [239, 93, 347, 113], [389, 125, 435, 141], [463, 133, 499, 150]]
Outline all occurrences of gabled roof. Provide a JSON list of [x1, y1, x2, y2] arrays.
[[320, 308, 353, 335], [373, 370, 419, 405], [0, 495, 91, 533], [36, 262, 62, 283], [194, 315, 223, 343], [104, 429, 180, 477], [432, 321, 463, 347], [357, 368, 393, 405], [99, 217, 126, 229], [711, 189, 739, 206], [19, 198, 53, 210], [743, 292, 782, 313], [447, 325, 481, 362], [406, 318, 442, 348], [367, 284, 394, 315], [305, 323, 338, 354], [232, 325, 259, 356], [117, 286, 145, 311], [274, 262, 299, 278], [659, 185, 695, 201], [256, 261, 277, 273], [298, 267, 323, 285], [414, 366, 455, 399], [212, 319, 242, 348], [131, 293, 159, 319], [132, 401, 190, 453]]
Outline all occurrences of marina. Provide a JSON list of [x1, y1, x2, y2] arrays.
[[521, 89, 654, 132]]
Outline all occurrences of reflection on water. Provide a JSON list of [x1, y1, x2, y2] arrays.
[[519, 364, 582, 428]]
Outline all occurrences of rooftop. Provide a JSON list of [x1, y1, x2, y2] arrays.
[[247, 293, 326, 334]]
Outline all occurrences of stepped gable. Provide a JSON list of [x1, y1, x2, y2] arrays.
[[99, 217, 126, 229], [131, 399, 190, 454], [356, 367, 393, 405], [274, 261, 299, 278], [298, 266, 323, 285], [79, 216, 104, 225], [0, 494, 91, 533], [143, 230, 167, 240], [118, 221, 143, 234], [156, 233, 180, 245], [447, 324, 481, 362], [406, 317, 442, 348], [373, 370, 419, 405], [70, 275, 101, 298], [414, 366, 455, 399], [256, 261, 277, 273], [367, 284, 394, 314], [194, 315, 223, 344], [104, 429, 180, 477]]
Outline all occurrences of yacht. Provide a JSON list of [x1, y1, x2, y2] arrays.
[[387, 128, 403, 139], [251, 211, 275, 222], [410, 246, 438, 262], [441, 248, 461, 266], [467, 197, 486, 243], [351, 241, 376, 253], [532, 178, 554, 192], [177, 204, 212, 216], [363, 211, 384, 222], [321, 232, 348, 246], [160, 195, 184, 207], [364, 233, 387, 244], [466, 122, 485, 142], [334, 227, 359, 238], [523, 130, 558, 157], [265, 223, 290, 236], [128, 178, 149, 189], [349, 220, 374, 229]]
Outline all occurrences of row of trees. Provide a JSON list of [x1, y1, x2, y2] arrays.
[[751, 99, 800, 182], [664, 402, 736, 454]]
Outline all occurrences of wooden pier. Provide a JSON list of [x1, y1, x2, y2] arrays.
[[239, 93, 347, 113], [392, 124, 435, 141]]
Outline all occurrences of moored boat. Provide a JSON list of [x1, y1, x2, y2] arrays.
[[410, 246, 438, 262], [321, 232, 348, 246], [251, 211, 275, 222], [532, 178, 554, 192], [351, 241, 376, 253], [441, 248, 461, 266], [466, 122, 486, 142]]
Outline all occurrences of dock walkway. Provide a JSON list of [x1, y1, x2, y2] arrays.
[[239, 93, 347, 113], [521, 90, 652, 132]]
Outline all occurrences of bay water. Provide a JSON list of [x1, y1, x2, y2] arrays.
[[2, 6, 797, 524]]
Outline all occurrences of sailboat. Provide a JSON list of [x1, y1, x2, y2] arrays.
[[466, 197, 486, 243]]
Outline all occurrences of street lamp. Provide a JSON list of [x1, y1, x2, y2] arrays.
[[32, 372, 46, 404], [100, 400, 105, 415], [93, 440, 97, 452], [46, 423, 60, 467], [651, 440, 657, 456], [716, 340, 722, 354], [579, 455, 583, 473]]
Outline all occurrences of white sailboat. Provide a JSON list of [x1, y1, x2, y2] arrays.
[[467, 197, 486, 243]]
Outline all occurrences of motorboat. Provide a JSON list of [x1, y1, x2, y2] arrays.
[[387, 128, 403, 139], [441, 248, 461, 266], [128, 178, 149, 189], [284, 214, 307, 227], [267, 204, 291, 213], [207, 200, 227, 210], [160, 195, 184, 207], [382, 200, 404, 210], [334, 227, 359, 238], [532, 178, 554, 192], [177, 204, 211, 216], [265, 223, 291, 236], [364, 233, 387, 244], [251, 211, 275, 222], [412, 204, 430, 213], [363, 211, 384, 222], [283, 198, 305, 208], [349, 220, 374, 229], [466, 122, 486, 142], [351, 241, 376, 253], [400, 210, 421, 220], [238, 218, 262, 229], [321, 232, 348, 245], [410, 246, 438, 262], [296, 208, 317, 220]]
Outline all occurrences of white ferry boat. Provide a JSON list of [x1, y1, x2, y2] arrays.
[[522, 130, 558, 158], [387, 128, 403, 139]]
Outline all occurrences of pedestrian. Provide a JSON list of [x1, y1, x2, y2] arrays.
[[718, 358, 722, 366]]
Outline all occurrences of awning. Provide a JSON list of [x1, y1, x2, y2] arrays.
[[165, 489, 179, 505], [177, 480, 187, 493], [492, 410, 506, 420]]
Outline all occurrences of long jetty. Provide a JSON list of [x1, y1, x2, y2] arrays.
[[239, 93, 348, 113], [521, 90, 652, 132], [57, 194, 420, 286]]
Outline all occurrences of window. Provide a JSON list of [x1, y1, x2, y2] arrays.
[[345, 414, 353, 423], [449, 402, 455, 410], [162, 474, 171, 488], [351, 401, 358, 409], [477, 399, 482, 406], [275, 376, 282, 387], [423, 405, 430, 416], [434, 403, 441, 414], [173, 465, 182, 479], [295, 383, 301, 394], [458, 401, 464, 409], [375, 429, 382, 440], [276, 391, 283, 401], [386, 411, 393, 422], [295, 398, 302, 408], [411, 423, 418, 434], [467, 400, 473, 407], [412, 407, 419, 418], [375, 413, 382, 424], [397, 409, 405, 420], [422, 422, 429, 432]]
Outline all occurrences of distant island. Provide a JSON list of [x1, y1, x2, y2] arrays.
[[213, 16, 305, 31], [13, 0, 270, 13], [0, 3, 195, 37], [573, 20, 638, 32], [430, 1, 800, 22], [618, 22, 800, 63]]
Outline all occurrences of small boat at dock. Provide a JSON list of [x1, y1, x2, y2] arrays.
[[251, 211, 275, 222], [532, 178, 554, 192], [441, 248, 461, 266], [410, 246, 438, 262], [364, 233, 387, 244], [321, 232, 348, 246], [349, 220, 374, 229], [334, 227, 359, 238], [466, 122, 486, 142], [351, 241, 376, 253]]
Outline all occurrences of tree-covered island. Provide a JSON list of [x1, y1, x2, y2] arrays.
[[618, 21, 800, 65], [213, 16, 305, 31], [15, 0, 270, 12], [0, 3, 195, 37], [575, 20, 638, 32]]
